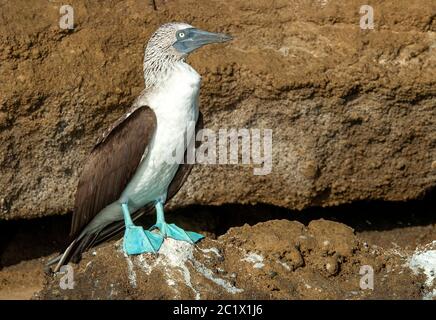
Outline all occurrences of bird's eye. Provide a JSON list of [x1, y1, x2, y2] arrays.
[[178, 32, 185, 38]]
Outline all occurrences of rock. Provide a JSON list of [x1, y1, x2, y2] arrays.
[[36, 219, 426, 300], [1, 0, 435, 219]]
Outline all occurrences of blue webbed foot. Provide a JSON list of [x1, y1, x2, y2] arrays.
[[151, 221, 204, 244], [121, 202, 163, 255], [123, 226, 163, 254], [152, 200, 204, 244]]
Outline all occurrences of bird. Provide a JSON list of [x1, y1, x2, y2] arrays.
[[48, 23, 232, 272]]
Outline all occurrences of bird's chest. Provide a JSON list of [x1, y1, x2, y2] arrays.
[[148, 65, 201, 161]]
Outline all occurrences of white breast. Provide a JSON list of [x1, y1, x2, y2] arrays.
[[121, 62, 201, 208]]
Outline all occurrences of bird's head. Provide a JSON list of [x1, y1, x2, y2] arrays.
[[144, 22, 232, 62]]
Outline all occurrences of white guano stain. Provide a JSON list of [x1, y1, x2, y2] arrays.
[[122, 238, 243, 299], [125, 255, 137, 288], [198, 247, 221, 257], [408, 241, 436, 300], [277, 260, 291, 271], [242, 252, 265, 269], [192, 260, 243, 294], [137, 254, 153, 275]]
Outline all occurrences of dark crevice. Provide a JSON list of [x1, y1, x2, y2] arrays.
[[0, 214, 70, 268], [0, 188, 435, 268]]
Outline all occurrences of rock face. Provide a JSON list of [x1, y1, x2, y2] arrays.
[[1, 0, 435, 219], [37, 219, 430, 300]]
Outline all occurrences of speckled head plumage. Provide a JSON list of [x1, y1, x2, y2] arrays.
[[143, 22, 232, 89], [144, 22, 193, 65]]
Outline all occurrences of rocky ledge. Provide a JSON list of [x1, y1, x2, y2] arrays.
[[37, 219, 435, 300]]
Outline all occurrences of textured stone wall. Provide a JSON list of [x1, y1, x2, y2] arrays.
[[0, 0, 435, 219]]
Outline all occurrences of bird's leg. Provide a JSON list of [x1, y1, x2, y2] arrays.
[[151, 199, 204, 244], [121, 203, 163, 255]]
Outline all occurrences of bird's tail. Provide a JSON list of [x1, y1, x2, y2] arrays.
[[47, 202, 122, 273], [46, 202, 155, 273]]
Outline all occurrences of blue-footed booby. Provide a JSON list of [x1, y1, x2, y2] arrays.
[[50, 23, 232, 272]]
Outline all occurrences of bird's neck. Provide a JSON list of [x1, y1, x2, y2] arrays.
[[142, 53, 180, 90]]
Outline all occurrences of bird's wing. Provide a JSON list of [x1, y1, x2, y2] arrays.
[[78, 112, 204, 247], [70, 105, 157, 238], [81, 113, 203, 255]]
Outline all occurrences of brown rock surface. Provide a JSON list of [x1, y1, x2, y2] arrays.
[[36, 219, 432, 300], [1, 0, 435, 219]]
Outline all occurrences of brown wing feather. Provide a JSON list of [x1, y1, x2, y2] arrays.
[[70, 106, 156, 237]]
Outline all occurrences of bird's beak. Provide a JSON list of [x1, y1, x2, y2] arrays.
[[173, 28, 233, 54]]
